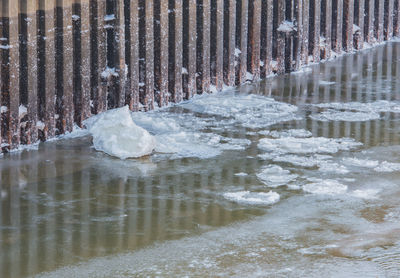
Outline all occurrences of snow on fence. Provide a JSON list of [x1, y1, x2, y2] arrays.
[[0, 0, 399, 152]]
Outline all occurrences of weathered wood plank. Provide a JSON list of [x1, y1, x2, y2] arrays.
[[276, 0, 285, 74], [365, 0, 375, 43], [225, 0, 236, 86], [8, 0, 21, 149], [310, 0, 321, 62], [332, 0, 343, 52], [375, 0, 384, 42], [343, 0, 354, 51], [60, 0, 74, 133], [174, 0, 183, 102], [395, 0, 400, 36], [215, 0, 223, 91], [261, 0, 273, 76], [249, 0, 261, 81], [187, 0, 197, 99], [238, 0, 248, 84], [26, 1, 39, 144], [145, 0, 154, 109], [129, 0, 139, 110], [354, 0, 364, 49], [384, 0, 394, 40]]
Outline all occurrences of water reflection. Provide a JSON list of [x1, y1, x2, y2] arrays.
[[0, 42, 400, 278]]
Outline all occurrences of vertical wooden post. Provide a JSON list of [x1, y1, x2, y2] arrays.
[[354, 0, 364, 49], [262, 0, 273, 76], [59, 0, 74, 134], [174, 0, 183, 102], [187, 0, 197, 99], [332, 0, 343, 52], [293, 0, 303, 70], [115, 0, 127, 108], [93, 0, 107, 114], [144, 0, 154, 109], [384, 0, 394, 40], [0, 1, 3, 147], [26, 1, 39, 144], [395, 0, 400, 36], [375, 0, 384, 42], [215, 0, 223, 90], [310, 0, 321, 62], [343, 0, 354, 51], [225, 0, 236, 86], [238, 0, 248, 84], [249, 0, 261, 81], [7, 0, 21, 149], [276, 0, 286, 74], [365, 0, 375, 43], [201, 0, 211, 93], [301, 0, 309, 64], [129, 0, 139, 110], [321, 0, 332, 58], [159, 0, 168, 106]]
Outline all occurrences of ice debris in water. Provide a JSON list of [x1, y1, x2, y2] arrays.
[[132, 110, 251, 159], [180, 92, 300, 129], [302, 180, 348, 195], [223, 191, 280, 205], [256, 165, 298, 187], [342, 158, 380, 168], [271, 154, 331, 167], [350, 189, 380, 199], [374, 161, 400, 172], [260, 129, 312, 138], [318, 161, 349, 174], [310, 110, 380, 122], [258, 136, 362, 155], [83, 106, 156, 159], [234, 172, 248, 176], [313, 100, 400, 113]]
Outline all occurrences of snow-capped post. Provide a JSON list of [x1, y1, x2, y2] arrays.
[[275, 0, 286, 74], [238, 0, 248, 85], [6, 0, 21, 149], [375, 0, 385, 42], [384, 0, 394, 41], [26, 0, 39, 145], [365, 0, 375, 44], [310, 0, 321, 63], [129, 0, 139, 111], [248, 0, 261, 81], [293, 0, 303, 71], [354, 0, 365, 50], [320, 0, 332, 59], [301, 0, 309, 65], [57, 0, 74, 134], [261, 0, 273, 76], [94, 0, 108, 115], [395, 0, 400, 37], [183, 0, 197, 100], [343, 0, 354, 52], [224, 0, 236, 87]]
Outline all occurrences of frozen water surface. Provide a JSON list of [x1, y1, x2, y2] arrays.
[[1, 43, 400, 278]]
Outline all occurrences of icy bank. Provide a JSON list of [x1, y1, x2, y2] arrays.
[[83, 106, 156, 159]]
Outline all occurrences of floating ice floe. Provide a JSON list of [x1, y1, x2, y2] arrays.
[[83, 106, 156, 159], [313, 100, 400, 113], [302, 180, 348, 195], [319, 80, 336, 86], [256, 165, 298, 187], [271, 154, 331, 167], [234, 172, 248, 177], [180, 92, 300, 129], [310, 110, 380, 122], [223, 191, 280, 205], [350, 189, 380, 199], [374, 161, 400, 172], [260, 129, 312, 138], [342, 157, 380, 168], [258, 136, 362, 155], [318, 161, 350, 174]]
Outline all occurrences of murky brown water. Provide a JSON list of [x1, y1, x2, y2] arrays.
[[1, 42, 400, 278]]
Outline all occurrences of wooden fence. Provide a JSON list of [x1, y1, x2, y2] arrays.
[[0, 0, 400, 152]]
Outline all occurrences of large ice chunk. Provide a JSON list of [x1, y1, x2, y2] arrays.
[[83, 106, 156, 159]]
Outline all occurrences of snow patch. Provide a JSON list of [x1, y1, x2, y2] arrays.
[[277, 21, 296, 33]]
